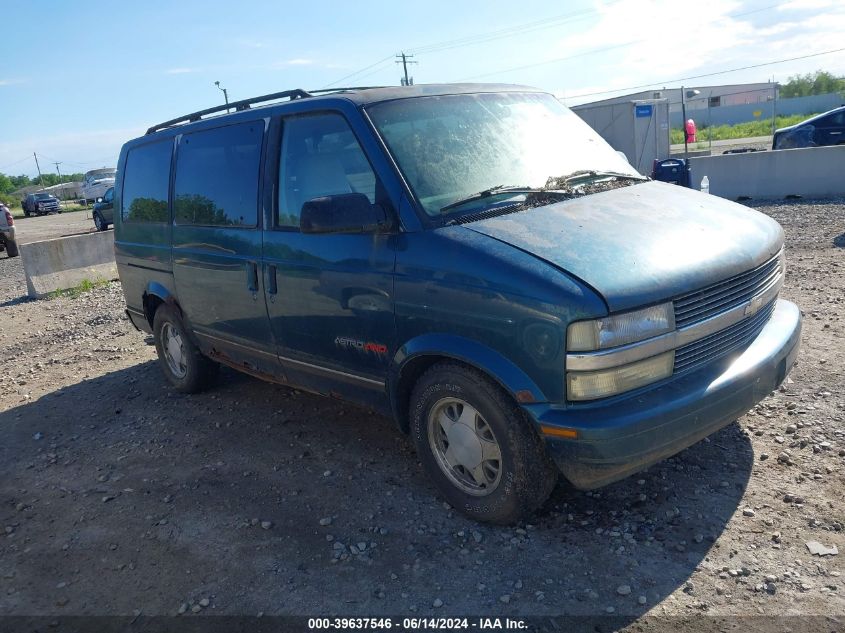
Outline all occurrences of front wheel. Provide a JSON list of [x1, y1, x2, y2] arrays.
[[93, 212, 106, 231], [409, 362, 558, 524], [152, 305, 219, 393]]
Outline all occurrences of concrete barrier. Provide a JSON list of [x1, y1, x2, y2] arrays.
[[689, 145, 845, 201], [20, 231, 118, 298]]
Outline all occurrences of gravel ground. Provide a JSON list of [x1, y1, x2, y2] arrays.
[[10, 210, 98, 246], [0, 200, 843, 627]]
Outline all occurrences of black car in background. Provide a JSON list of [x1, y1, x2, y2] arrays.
[[772, 105, 845, 150], [21, 192, 61, 216]]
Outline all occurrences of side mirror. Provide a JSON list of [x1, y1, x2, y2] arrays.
[[300, 193, 390, 234]]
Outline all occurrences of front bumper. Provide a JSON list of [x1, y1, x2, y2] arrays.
[[527, 299, 801, 489]]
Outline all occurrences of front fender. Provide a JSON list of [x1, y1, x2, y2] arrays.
[[389, 333, 549, 427]]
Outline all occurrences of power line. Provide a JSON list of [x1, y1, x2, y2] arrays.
[[0, 156, 33, 171], [408, 3, 621, 55], [458, 40, 638, 81], [565, 47, 845, 101], [321, 2, 786, 90], [318, 5, 611, 90], [321, 54, 395, 89], [455, 2, 786, 82]]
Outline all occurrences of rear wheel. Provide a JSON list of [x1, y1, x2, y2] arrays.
[[409, 362, 557, 524], [5, 240, 19, 258], [152, 305, 218, 393]]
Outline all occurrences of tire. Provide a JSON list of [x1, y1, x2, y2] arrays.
[[152, 305, 218, 393], [5, 240, 19, 258], [93, 212, 106, 231], [409, 361, 558, 524]]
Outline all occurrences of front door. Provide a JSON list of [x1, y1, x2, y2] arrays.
[[262, 112, 396, 402], [171, 119, 277, 375], [100, 187, 115, 223]]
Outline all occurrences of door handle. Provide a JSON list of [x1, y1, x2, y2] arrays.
[[247, 261, 259, 292], [267, 265, 278, 295]]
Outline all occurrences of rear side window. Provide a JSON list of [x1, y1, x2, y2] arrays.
[[122, 140, 172, 223], [174, 122, 264, 227]]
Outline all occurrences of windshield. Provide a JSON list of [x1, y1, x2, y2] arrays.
[[88, 171, 116, 181], [35, 193, 52, 199], [367, 92, 640, 217]]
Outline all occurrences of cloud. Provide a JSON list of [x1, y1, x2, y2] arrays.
[[276, 58, 314, 67], [165, 67, 198, 75], [556, 0, 845, 102], [0, 78, 26, 87]]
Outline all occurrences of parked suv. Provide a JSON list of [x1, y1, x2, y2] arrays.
[[22, 192, 61, 216], [115, 85, 801, 524], [92, 187, 114, 231], [772, 105, 845, 149], [0, 203, 19, 258]]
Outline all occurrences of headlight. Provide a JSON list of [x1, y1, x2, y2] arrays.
[[567, 302, 675, 351], [567, 351, 674, 401]]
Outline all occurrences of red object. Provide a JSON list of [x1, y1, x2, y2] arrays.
[[685, 118, 697, 143]]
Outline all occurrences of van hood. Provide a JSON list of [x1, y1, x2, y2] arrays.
[[464, 180, 783, 312]]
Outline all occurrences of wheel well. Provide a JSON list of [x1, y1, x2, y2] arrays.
[[142, 293, 165, 330], [394, 354, 519, 434]]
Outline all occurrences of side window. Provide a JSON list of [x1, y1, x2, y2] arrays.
[[104, 189, 114, 203], [121, 140, 171, 222], [278, 113, 377, 228], [174, 121, 263, 227]]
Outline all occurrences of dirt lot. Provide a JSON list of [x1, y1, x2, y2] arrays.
[[10, 210, 98, 246], [0, 200, 843, 627]]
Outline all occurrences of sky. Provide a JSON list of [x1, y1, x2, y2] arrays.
[[1, 0, 844, 178]]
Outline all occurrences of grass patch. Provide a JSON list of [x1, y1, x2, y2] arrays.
[[48, 278, 110, 300], [670, 113, 819, 144]]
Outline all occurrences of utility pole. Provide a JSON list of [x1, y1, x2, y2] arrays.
[[681, 86, 689, 159], [771, 78, 777, 138], [53, 161, 65, 207], [33, 152, 44, 186], [214, 81, 230, 113], [395, 52, 417, 86]]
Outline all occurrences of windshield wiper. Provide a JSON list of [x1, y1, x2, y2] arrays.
[[548, 170, 647, 188], [439, 185, 545, 214]]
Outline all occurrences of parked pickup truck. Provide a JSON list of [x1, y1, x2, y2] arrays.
[[22, 192, 61, 216]]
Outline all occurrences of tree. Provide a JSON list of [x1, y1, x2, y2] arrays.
[[781, 70, 845, 98], [0, 171, 85, 193]]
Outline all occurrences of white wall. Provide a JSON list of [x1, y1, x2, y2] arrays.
[[689, 145, 845, 200]]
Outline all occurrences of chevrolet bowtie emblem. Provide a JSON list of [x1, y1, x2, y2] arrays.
[[744, 296, 764, 317]]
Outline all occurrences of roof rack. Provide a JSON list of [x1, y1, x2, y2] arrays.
[[145, 88, 312, 135]]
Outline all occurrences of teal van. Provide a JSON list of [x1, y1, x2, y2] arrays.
[[115, 85, 800, 524]]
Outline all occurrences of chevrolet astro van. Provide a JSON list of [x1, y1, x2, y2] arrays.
[[115, 85, 801, 524]]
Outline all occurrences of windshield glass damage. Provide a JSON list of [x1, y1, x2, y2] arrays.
[[366, 92, 643, 218]]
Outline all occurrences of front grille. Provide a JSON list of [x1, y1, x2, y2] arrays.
[[674, 299, 777, 374], [673, 252, 781, 328]]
